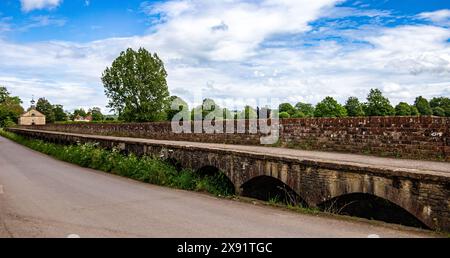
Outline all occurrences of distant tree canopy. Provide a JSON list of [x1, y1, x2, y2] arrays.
[[430, 97, 450, 117], [395, 102, 413, 116], [0, 86, 9, 103], [279, 103, 296, 116], [278, 112, 290, 119], [166, 96, 190, 121], [345, 97, 365, 117], [36, 98, 56, 123], [279, 102, 306, 118], [414, 96, 433, 116], [34, 98, 68, 123], [53, 104, 68, 122], [0, 86, 24, 127], [102, 48, 170, 122], [295, 102, 315, 118], [364, 89, 395, 116], [314, 97, 347, 118], [90, 107, 104, 121], [72, 108, 87, 119]]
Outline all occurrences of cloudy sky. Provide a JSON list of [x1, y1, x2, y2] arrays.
[[0, 0, 449, 112]]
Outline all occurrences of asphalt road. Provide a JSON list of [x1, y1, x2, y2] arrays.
[[0, 136, 437, 238]]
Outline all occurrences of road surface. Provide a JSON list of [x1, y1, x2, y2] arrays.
[[0, 136, 437, 238]]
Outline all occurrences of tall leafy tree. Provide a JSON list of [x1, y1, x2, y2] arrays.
[[36, 98, 55, 123], [295, 102, 315, 117], [344, 97, 365, 117], [430, 97, 450, 117], [191, 98, 224, 121], [102, 48, 170, 122], [414, 96, 432, 116], [432, 107, 446, 117], [314, 97, 347, 118], [279, 112, 291, 119], [166, 96, 189, 121], [0, 86, 9, 103], [364, 89, 394, 116], [279, 103, 296, 116], [395, 102, 412, 116], [410, 106, 420, 116], [53, 104, 68, 122], [71, 108, 87, 120], [90, 107, 104, 121], [0, 94, 24, 127], [201, 98, 219, 119]]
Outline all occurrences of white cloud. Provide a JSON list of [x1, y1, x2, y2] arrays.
[[0, 16, 12, 34], [418, 9, 450, 24], [20, 0, 63, 12], [19, 15, 66, 31], [142, 0, 339, 61]]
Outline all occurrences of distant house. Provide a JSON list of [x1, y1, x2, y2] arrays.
[[19, 99, 46, 126], [74, 114, 93, 122]]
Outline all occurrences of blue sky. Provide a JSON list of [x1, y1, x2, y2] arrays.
[[0, 0, 449, 112]]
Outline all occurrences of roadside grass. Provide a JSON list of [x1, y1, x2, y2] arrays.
[[0, 129, 233, 196]]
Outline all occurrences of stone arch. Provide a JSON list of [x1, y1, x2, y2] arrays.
[[196, 165, 236, 195], [241, 175, 308, 207], [317, 192, 430, 229]]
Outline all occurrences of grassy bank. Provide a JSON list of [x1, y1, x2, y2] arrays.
[[0, 129, 234, 197]]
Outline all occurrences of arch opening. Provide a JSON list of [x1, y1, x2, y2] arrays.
[[318, 193, 429, 229], [241, 176, 307, 207], [196, 166, 235, 196]]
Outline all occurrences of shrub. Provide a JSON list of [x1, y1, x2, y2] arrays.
[[279, 112, 291, 119], [345, 97, 365, 117], [414, 96, 432, 116], [294, 102, 315, 117], [364, 89, 395, 116], [314, 97, 347, 118], [279, 103, 296, 116], [395, 102, 412, 116], [433, 107, 446, 117]]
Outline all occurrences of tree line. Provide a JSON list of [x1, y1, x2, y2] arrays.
[[0, 86, 108, 126], [33, 98, 107, 123], [102, 48, 450, 122], [276, 90, 450, 119]]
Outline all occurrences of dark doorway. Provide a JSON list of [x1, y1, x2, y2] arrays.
[[241, 176, 307, 207], [318, 193, 429, 229]]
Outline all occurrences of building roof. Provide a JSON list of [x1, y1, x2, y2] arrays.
[[21, 108, 45, 118]]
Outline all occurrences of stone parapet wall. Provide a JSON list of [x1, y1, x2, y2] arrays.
[[19, 116, 449, 161]]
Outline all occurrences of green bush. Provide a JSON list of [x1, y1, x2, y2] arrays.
[[433, 107, 446, 117], [364, 89, 395, 116], [414, 96, 432, 116], [279, 112, 291, 119], [314, 97, 348, 118], [345, 97, 365, 117], [395, 102, 412, 116]]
